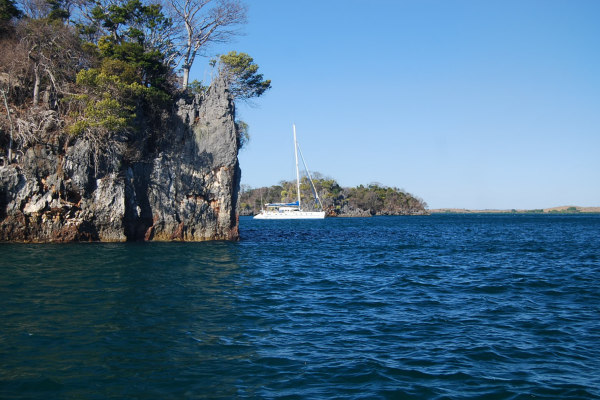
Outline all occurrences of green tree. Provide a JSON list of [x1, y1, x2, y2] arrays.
[[186, 79, 206, 95], [217, 51, 271, 101], [70, 0, 175, 139], [0, 0, 21, 49], [46, 0, 70, 22], [235, 119, 248, 149], [88, 0, 176, 82], [238, 178, 429, 216], [0, 0, 22, 22]]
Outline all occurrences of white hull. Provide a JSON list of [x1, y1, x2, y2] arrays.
[[254, 125, 325, 221], [254, 210, 325, 220]]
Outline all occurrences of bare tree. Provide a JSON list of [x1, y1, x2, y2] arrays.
[[17, 19, 84, 106], [1, 89, 14, 161], [17, 0, 51, 19], [0, 29, 28, 96], [164, 0, 246, 89]]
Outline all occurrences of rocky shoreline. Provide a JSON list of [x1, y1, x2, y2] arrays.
[[0, 79, 240, 242], [241, 206, 429, 218]]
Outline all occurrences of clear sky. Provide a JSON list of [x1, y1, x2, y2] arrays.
[[191, 0, 600, 210]]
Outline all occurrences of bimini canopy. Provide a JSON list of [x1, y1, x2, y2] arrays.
[[266, 201, 299, 207]]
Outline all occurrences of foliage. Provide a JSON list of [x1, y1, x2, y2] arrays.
[[187, 79, 207, 95], [98, 38, 171, 91], [88, 0, 176, 91], [68, 59, 142, 136], [46, 0, 70, 22], [217, 51, 271, 101], [61, 0, 174, 146], [0, 0, 21, 22], [345, 183, 427, 215], [235, 119, 248, 149], [68, 95, 131, 136]]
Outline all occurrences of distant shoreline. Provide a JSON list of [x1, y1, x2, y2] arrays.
[[429, 206, 600, 214]]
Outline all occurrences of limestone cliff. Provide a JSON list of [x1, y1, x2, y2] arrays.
[[0, 79, 240, 242]]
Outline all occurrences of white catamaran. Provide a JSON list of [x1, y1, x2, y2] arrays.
[[254, 125, 326, 220]]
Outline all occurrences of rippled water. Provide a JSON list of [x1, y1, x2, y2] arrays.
[[1, 214, 599, 399]]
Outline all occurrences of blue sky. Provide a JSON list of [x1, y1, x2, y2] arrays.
[[191, 0, 600, 209]]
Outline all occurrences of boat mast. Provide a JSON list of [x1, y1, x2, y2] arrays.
[[297, 144, 324, 211], [293, 124, 302, 210]]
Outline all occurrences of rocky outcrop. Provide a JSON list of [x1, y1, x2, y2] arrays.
[[334, 205, 372, 218], [0, 79, 240, 242]]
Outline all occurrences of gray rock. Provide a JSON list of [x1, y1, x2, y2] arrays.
[[0, 78, 240, 242]]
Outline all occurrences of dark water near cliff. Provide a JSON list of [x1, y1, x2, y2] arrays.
[[1, 215, 599, 399]]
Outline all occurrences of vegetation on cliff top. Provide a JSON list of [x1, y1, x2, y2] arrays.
[[239, 175, 428, 217], [0, 0, 269, 169]]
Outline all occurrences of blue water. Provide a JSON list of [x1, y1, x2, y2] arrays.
[[1, 214, 599, 399]]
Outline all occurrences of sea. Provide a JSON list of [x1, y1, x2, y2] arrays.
[[1, 214, 599, 399]]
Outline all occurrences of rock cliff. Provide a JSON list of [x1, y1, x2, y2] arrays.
[[0, 79, 240, 242]]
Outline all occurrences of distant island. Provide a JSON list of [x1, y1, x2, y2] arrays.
[[239, 176, 428, 217], [430, 206, 600, 214]]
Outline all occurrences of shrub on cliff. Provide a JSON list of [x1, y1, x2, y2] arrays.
[[216, 51, 271, 102]]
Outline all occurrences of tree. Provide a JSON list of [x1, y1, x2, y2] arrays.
[[238, 178, 429, 216], [46, 0, 71, 23], [0, 0, 22, 34], [84, 0, 177, 92], [16, 0, 46, 19], [88, 0, 174, 51], [1, 0, 22, 21], [164, 0, 246, 89], [217, 51, 270, 101], [17, 18, 84, 106], [234, 119, 248, 148], [69, 58, 138, 136]]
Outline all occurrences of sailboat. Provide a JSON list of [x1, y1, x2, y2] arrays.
[[253, 125, 326, 220]]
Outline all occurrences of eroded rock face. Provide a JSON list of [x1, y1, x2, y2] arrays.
[[0, 79, 240, 242]]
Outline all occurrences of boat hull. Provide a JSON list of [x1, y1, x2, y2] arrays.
[[253, 211, 325, 220]]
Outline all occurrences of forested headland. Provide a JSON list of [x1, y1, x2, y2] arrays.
[[239, 175, 429, 217], [0, 0, 272, 242], [0, 0, 269, 162]]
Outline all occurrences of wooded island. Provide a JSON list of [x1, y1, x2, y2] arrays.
[[240, 176, 428, 217]]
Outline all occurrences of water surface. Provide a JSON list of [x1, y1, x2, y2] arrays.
[[1, 214, 599, 399]]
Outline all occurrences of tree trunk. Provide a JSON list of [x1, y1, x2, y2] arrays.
[[182, 67, 190, 90], [32, 65, 41, 106], [1, 90, 13, 162]]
